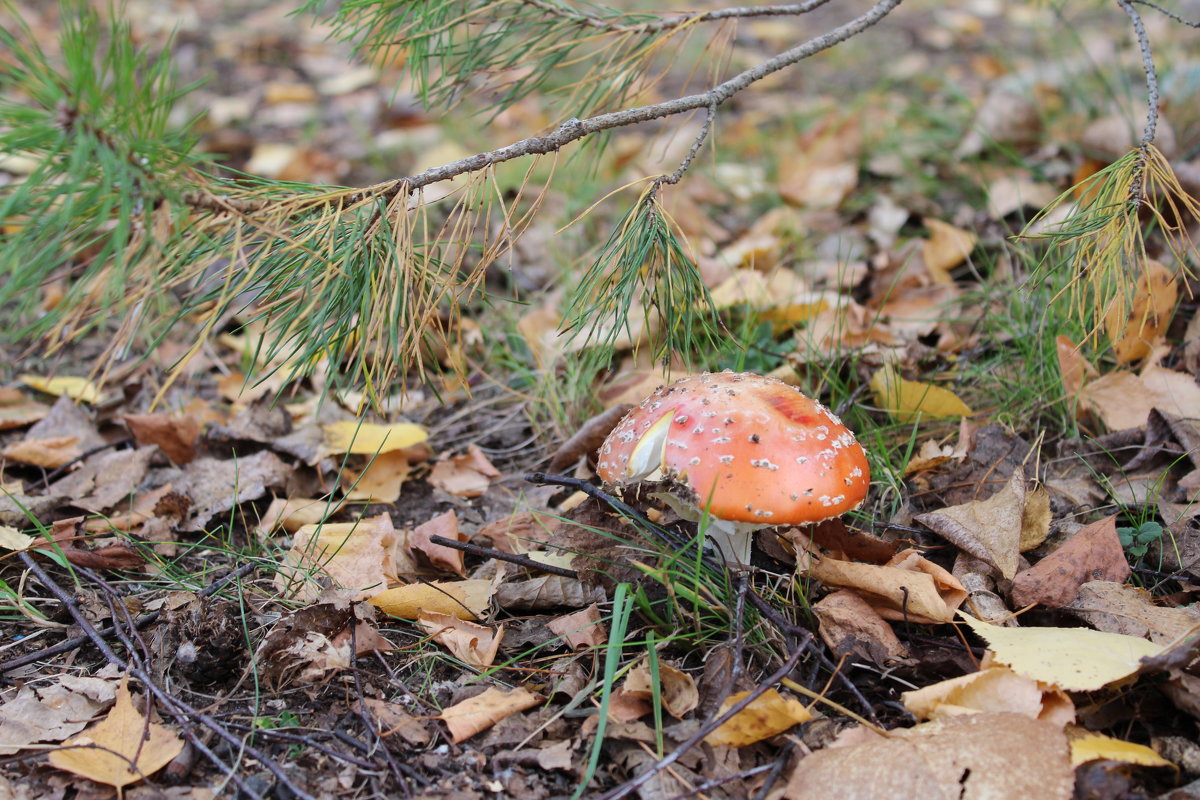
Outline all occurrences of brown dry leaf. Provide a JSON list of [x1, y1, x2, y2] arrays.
[[547, 604, 607, 649], [986, 174, 1060, 219], [49, 447, 156, 515], [705, 689, 812, 747], [416, 611, 504, 669], [1, 435, 81, 468], [1105, 260, 1177, 363], [48, 677, 183, 789], [1056, 335, 1097, 404], [410, 510, 465, 575], [955, 86, 1043, 157], [439, 687, 543, 743], [255, 496, 343, 537], [0, 390, 49, 431], [360, 698, 432, 747], [922, 218, 977, 283], [369, 580, 494, 620], [123, 413, 201, 464], [1020, 486, 1052, 552], [0, 676, 117, 756], [477, 511, 560, 555], [19, 374, 101, 404], [256, 602, 391, 686], [494, 575, 608, 611], [802, 548, 966, 624], [176, 450, 291, 532], [622, 661, 698, 719], [783, 713, 1072, 800], [902, 664, 1074, 726], [813, 589, 911, 667], [1011, 516, 1129, 609], [957, 613, 1162, 691], [1066, 581, 1200, 644], [428, 445, 500, 498], [1079, 366, 1200, 431], [276, 513, 404, 601], [871, 363, 973, 423], [342, 450, 416, 503], [903, 438, 968, 476], [915, 468, 1026, 579]]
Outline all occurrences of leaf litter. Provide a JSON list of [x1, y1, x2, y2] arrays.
[[3, 1, 1200, 798]]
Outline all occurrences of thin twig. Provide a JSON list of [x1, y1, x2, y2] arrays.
[[1116, 0, 1159, 205], [1129, 0, 1200, 27], [0, 560, 257, 676], [519, 0, 833, 34], [16, 552, 315, 800], [428, 534, 579, 578], [655, 103, 717, 188], [594, 641, 811, 800]]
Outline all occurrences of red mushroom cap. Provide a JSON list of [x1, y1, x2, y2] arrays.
[[596, 372, 870, 525]]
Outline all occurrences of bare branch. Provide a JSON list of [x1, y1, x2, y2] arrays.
[[518, 0, 833, 33], [656, 103, 717, 188], [1129, 0, 1200, 27]]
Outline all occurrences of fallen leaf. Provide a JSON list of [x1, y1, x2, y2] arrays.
[[1105, 260, 1177, 363], [1011, 515, 1129, 608], [1069, 731, 1174, 769], [803, 548, 967, 624], [813, 589, 911, 667], [48, 677, 183, 789], [428, 445, 501, 498], [369, 580, 494, 620], [0, 391, 49, 430], [439, 687, 542, 743], [547, 604, 607, 649], [955, 86, 1042, 157], [1, 435, 81, 468], [1080, 366, 1200, 431], [783, 713, 1072, 800], [359, 698, 432, 746], [622, 661, 699, 719], [256, 496, 343, 537], [276, 513, 407, 601], [957, 612, 1162, 691], [416, 611, 504, 669], [1065, 581, 1200, 644], [871, 363, 973, 423], [0, 679, 115, 756], [341, 450, 414, 503], [1056, 335, 1097, 405], [322, 420, 429, 455], [705, 689, 812, 747], [922, 218, 977, 283], [915, 468, 1026, 579], [123, 413, 201, 464], [902, 664, 1074, 726], [410, 510, 465, 575], [19, 375, 101, 404], [0, 526, 35, 551]]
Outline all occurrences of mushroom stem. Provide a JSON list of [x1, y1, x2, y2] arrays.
[[652, 491, 765, 567]]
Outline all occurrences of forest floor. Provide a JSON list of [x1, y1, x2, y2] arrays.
[[4, 0, 1200, 798]]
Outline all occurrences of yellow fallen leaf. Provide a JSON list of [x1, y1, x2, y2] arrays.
[[704, 688, 811, 747], [0, 525, 35, 551], [957, 612, 1162, 691], [416, 612, 504, 670], [1070, 731, 1174, 768], [19, 375, 101, 404], [48, 677, 183, 789], [922, 218, 978, 284], [369, 580, 494, 620], [870, 363, 972, 422], [275, 514, 405, 601], [323, 421, 429, 455], [902, 664, 1074, 726], [1105, 259, 1177, 364]]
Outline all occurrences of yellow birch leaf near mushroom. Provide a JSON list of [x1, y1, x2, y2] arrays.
[[1069, 731, 1175, 769], [704, 688, 812, 747], [19, 374, 101, 404], [49, 677, 183, 789], [322, 420, 428, 455], [870, 363, 972, 422], [957, 612, 1162, 691]]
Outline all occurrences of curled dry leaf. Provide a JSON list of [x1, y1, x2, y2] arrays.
[[439, 687, 543, 743], [369, 579, 494, 620], [48, 677, 183, 790], [1010, 515, 1129, 609], [813, 589, 911, 667], [705, 688, 812, 747], [1066, 581, 1200, 644], [783, 713, 1072, 800], [416, 611, 504, 669], [803, 548, 967, 624], [1079, 366, 1200, 432], [495, 575, 607, 612], [275, 513, 406, 601], [1056, 335, 1096, 406], [547, 603, 607, 649], [256, 496, 343, 537], [1, 435, 82, 469], [915, 468, 1027, 579], [1069, 731, 1174, 769], [429, 444, 501, 498], [410, 510, 465, 576], [123, 412, 201, 464], [622, 661, 698, 719], [902, 664, 1074, 727], [1105, 260, 1177, 363]]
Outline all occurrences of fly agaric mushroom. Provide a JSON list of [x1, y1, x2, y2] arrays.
[[596, 371, 870, 565]]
